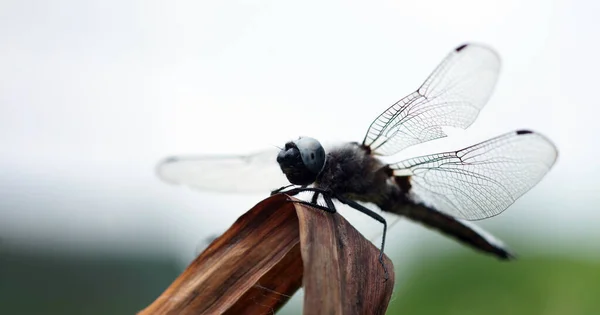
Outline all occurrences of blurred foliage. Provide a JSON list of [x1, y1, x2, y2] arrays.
[[2, 243, 599, 315], [0, 245, 180, 315], [387, 253, 600, 315]]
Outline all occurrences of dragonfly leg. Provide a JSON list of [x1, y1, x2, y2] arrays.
[[286, 188, 390, 280], [335, 195, 390, 281], [270, 184, 296, 195], [286, 187, 337, 213], [291, 200, 336, 214], [311, 192, 320, 204], [321, 193, 337, 211], [281, 186, 330, 196]]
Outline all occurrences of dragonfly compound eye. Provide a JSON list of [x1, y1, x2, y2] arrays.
[[294, 137, 326, 175]]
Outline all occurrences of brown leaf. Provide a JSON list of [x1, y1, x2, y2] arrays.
[[298, 203, 395, 314], [139, 194, 395, 315]]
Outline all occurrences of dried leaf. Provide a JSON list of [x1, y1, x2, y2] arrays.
[[298, 203, 395, 314], [139, 194, 395, 314]]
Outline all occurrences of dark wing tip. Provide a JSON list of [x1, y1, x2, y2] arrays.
[[455, 44, 469, 52], [516, 129, 534, 135]]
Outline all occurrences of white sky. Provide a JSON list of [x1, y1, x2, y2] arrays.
[[0, 0, 599, 262]]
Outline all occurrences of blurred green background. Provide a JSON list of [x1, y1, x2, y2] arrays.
[[388, 255, 600, 315], [2, 241, 599, 314]]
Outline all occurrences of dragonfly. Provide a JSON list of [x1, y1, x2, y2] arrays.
[[157, 43, 558, 279]]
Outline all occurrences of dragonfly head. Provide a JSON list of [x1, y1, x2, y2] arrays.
[[277, 137, 326, 186]]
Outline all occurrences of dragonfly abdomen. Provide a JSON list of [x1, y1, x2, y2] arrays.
[[382, 177, 514, 260]]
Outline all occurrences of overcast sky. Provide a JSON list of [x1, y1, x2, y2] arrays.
[[0, 0, 598, 262]]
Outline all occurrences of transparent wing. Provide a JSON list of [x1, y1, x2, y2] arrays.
[[363, 43, 501, 156], [390, 130, 558, 220], [156, 148, 290, 194]]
